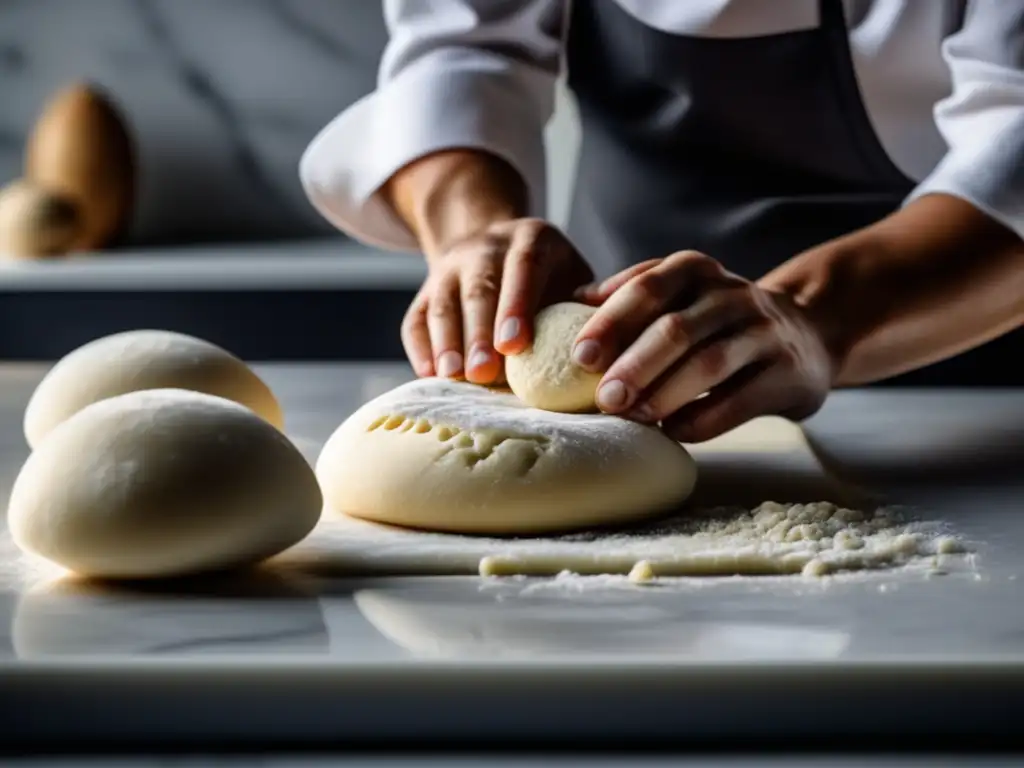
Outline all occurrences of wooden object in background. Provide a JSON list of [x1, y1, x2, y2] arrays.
[[0, 179, 81, 259], [25, 82, 135, 251]]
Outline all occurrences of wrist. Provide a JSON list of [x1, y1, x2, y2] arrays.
[[761, 239, 881, 388], [382, 149, 528, 260]]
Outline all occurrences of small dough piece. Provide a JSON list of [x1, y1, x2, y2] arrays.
[[24, 329, 283, 448], [628, 560, 656, 583], [8, 389, 322, 580], [505, 302, 602, 413], [315, 377, 697, 535]]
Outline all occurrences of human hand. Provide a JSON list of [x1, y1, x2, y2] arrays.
[[571, 251, 836, 442], [402, 218, 594, 384]]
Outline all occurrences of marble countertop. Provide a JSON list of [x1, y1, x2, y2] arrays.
[[1, 362, 1023, 750], [0, 239, 427, 291]]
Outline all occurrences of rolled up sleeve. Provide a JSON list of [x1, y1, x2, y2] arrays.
[[906, 1, 1024, 240], [300, 0, 565, 251]]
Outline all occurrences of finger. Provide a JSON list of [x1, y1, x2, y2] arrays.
[[460, 252, 503, 384], [596, 291, 760, 414], [572, 253, 717, 374], [626, 321, 775, 421], [401, 290, 435, 377], [426, 273, 465, 379], [494, 222, 559, 355], [661, 360, 789, 443], [572, 282, 604, 306], [573, 259, 662, 305], [585, 262, 663, 303]]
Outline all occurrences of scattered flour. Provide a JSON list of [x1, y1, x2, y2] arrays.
[[285, 499, 970, 583], [477, 501, 967, 581]]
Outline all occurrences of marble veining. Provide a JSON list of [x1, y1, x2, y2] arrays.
[[131, 0, 295, 217], [0, 0, 388, 245]]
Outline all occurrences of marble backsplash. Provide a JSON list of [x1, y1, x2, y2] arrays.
[[0, 0, 389, 246]]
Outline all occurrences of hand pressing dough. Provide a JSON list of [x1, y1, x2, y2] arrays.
[[315, 377, 697, 535], [24, 329, 283, 448], [8, 389, 322, 580], [505, 302, 602, 413]]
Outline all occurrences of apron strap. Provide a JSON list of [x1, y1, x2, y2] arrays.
[[818, 0, 916, 188]]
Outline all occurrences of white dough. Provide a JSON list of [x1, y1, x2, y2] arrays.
[[8, 389, 322, 580], [281, 416, 968, 579], [505, 302, 602, 413], [315, 377, 697, 535], [24, 329, 283, 448]]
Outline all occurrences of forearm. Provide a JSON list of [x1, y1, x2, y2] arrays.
[[381, 149, 530, 261], [760, 193, 1024, 386]]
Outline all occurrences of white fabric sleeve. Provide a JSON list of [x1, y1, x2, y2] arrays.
[[300, 0, 565, 251], [905, 1, 1024, 240]]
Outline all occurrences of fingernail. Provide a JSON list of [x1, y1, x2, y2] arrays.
[[597, 379, 631, 411], [497, 317, 520, 346], [436, 350, 463, 378], [572, 339, 601, 369], [467, 345, 491, 371], [626, 404, 655, 423]]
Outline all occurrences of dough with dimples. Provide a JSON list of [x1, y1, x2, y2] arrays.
[[315, 377, 696, 535]]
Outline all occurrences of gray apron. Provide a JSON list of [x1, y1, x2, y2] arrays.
[[565, 0, 1022, 386]]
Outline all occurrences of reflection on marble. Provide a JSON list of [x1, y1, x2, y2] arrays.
[[11, 569, 328, 659], [347, 581, 851, 660], [0, 0, 387, 245]]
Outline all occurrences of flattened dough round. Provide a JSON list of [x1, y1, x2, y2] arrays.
[[315, 378, 696, 535], [9, 389, 322, 579], [505, 302, 601, 413], [24, 329, 283, 448]]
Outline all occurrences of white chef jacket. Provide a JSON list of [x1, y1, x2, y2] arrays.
[[300, 0, 1024, 251]]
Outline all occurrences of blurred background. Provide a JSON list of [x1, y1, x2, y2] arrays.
[[0, 0, 581, 360], [0, 2, 1014, 385]]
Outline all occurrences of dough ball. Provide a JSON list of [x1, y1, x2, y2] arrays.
[[24, 329, 283, 448], [8, 389, 322, 580], [505, 302, 602, 413], [0, 179, 81, 259], [316, 378, 696, 535]]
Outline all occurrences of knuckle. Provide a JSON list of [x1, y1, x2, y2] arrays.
[[739, 283, 768, 311], [462, 272, 500, 303], [479, 231, 508, 252], [401, 312, 420, 336], [427, 293, 458, 320], [748, 317, 782, 354], [402, 295, 428, 327], [668, 249, 714, 269], [773, 347, 799, 374], [695, 341, 728, 380], [653, 312, 691, 348], [627, 272, 672, 309], [510, 242, 542, 266]]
